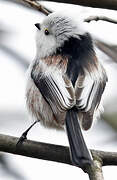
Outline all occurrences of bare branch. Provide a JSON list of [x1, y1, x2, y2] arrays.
[[91, 150, 117, 166], [0, 134, 72, 165], [1, 134, 117, 179], [0, 134, 117, 167], [43, 0, 117, 10], [20, 0, 51, 15], [6, 0, 52, 15], [87, 159, 104, 180], [84, 16, 117, 24]]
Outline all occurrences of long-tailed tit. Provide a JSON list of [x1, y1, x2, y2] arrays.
[[18, 12, 107, 169]]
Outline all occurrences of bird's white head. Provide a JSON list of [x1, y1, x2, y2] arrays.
[[35, 12, 86, 59]]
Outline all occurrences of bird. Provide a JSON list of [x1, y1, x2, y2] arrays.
[[17, 12, 107, 170]]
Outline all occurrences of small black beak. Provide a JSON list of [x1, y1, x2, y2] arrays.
[[35, 23, 40, 30]]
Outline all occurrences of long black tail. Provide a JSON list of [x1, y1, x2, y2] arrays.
[[65, 108, 92, 169]]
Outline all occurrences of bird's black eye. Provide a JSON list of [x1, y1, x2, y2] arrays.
[[44, 28, 49, 35]]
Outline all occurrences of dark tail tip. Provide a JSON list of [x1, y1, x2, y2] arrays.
[[65, 108, 93, 170]]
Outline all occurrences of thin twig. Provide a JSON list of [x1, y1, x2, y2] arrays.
[[6, 0, 52, 15], [21, 0, 51, 15], [84, 16, 117, 24]]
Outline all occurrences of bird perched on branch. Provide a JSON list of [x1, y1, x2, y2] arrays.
[[18, 12, 107, 169]]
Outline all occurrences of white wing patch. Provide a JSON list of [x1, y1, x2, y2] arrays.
[[75, 63, 107, 130], [32, 60, 75, 117]]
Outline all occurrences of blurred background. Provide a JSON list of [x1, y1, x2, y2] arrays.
[[0, 1, 117, 179]]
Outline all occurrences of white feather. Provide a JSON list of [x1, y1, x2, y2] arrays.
[[35, 12, 87, 59]]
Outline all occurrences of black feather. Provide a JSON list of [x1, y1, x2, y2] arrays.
[[56, 33, 95, 86], [65, 107, 93, 168]]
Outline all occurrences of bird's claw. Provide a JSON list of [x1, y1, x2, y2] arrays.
[[16, 120, 39, 147], [16, 132, 27, 146]]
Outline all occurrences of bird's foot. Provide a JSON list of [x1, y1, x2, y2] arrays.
[[16, 120, 39, 146]]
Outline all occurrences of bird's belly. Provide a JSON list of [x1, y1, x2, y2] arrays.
[[26, 79, 65, 129]]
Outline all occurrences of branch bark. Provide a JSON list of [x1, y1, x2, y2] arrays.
[[43, 0, 117, 10], [0, 134, 117, 168], [0, 134, 72, 165], [6, 0, 52, 15], [20, 0, 52, 15], [84, 16, 117, 24], [87, 160, 104, 180]]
